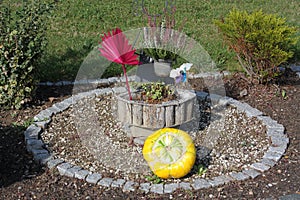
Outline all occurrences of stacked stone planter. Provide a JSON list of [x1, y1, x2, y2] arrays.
[[115, 89, 196, 141]]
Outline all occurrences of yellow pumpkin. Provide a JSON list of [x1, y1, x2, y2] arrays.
[[142, 128, 196, 179]]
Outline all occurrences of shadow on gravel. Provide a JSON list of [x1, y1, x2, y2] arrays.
[[0, 124, 44, 188]]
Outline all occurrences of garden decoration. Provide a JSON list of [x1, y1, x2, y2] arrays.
[[143, 128, 196, 179], [99, 28, 140, 100], [170, 63, 193, 83]]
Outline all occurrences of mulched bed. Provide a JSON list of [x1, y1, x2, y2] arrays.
[[0, 72, 299, 199]]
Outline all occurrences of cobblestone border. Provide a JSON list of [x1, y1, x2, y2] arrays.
[[25, 76, 289, 194]]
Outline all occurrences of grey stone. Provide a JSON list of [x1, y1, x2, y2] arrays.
[[179, 182, 192, 190], [93, 88, 113, 96], [26, 139, 44, 146], [258, 116, 285, 132], [74, 169, 90, 180], [128, 75, 136, 82], [270, 135, 289, 147], [139, 183, 151, 193], [123, 181, 138, 192], [208, 175, 233, 187], [164, 183, 179, 193], [150, 184, 164, 194], [54, 81, 63, 86], [47, 158, 64, 169], [24, 125, 42, 140], [46, 81, 53, 86], [64, 166, 82, 178], [46, 106, 61, 115], [26, 140, 44, 153], [229, 172, 250, 181], [191, 178, 211, 190], [267, 129, 285, 137], [263, 151, 283, 162], [260, 158, 277, 167], [111, 179, 126, 188], [98, 178, 113, 187], [112, 87, 127, 94], [196, 91, 209, 101], [62, 81, 73, 85], [269, 145, 287, 155], [34, 110, 52, 122], [33, 153, 52, 165], [250, 162, 270, 172], [108, 77, 119, 83], [242, 168, 261, 179], [279, 193, 300, 200], [86, 173, 102, 184], [31, 148, 48, 156], [218, 96, 232, 106], [34, 119, 51, 130], [53, 101, 70, 112], [290, 66, 300, 72], [57, 162, 74, 176]]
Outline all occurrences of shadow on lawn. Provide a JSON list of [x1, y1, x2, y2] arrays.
[[0, 124, 44, 188]]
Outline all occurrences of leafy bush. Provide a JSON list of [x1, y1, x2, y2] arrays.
[[0, 1, 53, 108], [214, 9, 298, 83]]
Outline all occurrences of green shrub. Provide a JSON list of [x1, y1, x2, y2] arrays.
[[214, 9, 298, 83], [0, 1, 53, 109]]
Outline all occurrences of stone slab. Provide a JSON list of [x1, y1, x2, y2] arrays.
[[74, 169, 90, 180], [164, 183, 179, 193], [98, 178, 113, 187], [242, 168, 261, 179], [57, 163, 74, 176], [191, 178, 211, 190], [250, 162, 270, 172], [179, 182, 192, 190], [229, 172, 250, 181], [111, 179, 126, 188], [24, 125, 42, 140], [123, 181, 138, 192], [86, 173, 102, 184], [150, 184, 164, 194], [263, 151, 283, 162], [139, 183, 151, 193], [65, 166, 82, 178], [47, 158, 64, 169], [208, 175, 233, 187]]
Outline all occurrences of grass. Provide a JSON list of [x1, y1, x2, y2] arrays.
[[2, 0, 300, 82]]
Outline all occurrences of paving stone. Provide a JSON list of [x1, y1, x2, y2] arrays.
[[260, 158, 277, 167], [26, 140, 45, 153], [258, 116, 285, 132], [26, 139, 44, 146], [123, 181, 138, 192], [93, 88, 113, 96], [179, 182, 192, 190], [74, 169, 90, 180], [139, 183, 151, 193], [31, 148, 48, 156], [279, 193, 300, 200], [57, 162, 74, 176], [150, 184, 164, 194], [267, 129, 285, 137], [108, 77, 119, 83], [164, 183, 179, 193], [229, 172, 250, 181], [250, 162, 270, 172], [208, 175, 233, 187], [242, 168, 261, 179], [191, 178, 211, 190], [24, 125, 42, 140], [65, 166, 82, 178], [34, 110, 52, 122], [34, 153, 52, 165], [268, 145, 287, 155], [34, 120, 51, 129], [112, 87, 127, 94], [98, 178, 113, 187], [47, 158, 64, 169], [111, 179, 126, 188], [53, 101, 70, 112], [270, 135, 289, 147], [263, 150, 283, 162], [86, 173, 102, 184], [46, 105, 62, 115]]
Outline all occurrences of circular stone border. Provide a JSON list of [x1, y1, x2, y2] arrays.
[[25, 75, 289, 194]]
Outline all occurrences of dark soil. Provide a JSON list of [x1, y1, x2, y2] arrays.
[[0, 72, 299, 199]]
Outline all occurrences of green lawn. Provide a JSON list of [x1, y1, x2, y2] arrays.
[[3, 0, 300, 82]]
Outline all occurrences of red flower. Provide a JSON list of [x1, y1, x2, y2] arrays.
[[99, 28, 139, 66], [99, 28, 139, 100]]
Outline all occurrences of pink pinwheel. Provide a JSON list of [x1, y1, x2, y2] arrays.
[[99, 28, 139, 100]]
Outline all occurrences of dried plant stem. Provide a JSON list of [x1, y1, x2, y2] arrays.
[[122, 64, 132, 100]]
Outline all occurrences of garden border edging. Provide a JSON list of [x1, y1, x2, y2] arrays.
[[25, 77, 289, 194]]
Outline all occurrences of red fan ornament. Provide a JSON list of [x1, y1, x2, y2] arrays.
[[99, 28, 140, 100]]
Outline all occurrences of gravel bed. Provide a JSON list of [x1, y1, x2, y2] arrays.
[[42, 93, 269, 184]]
